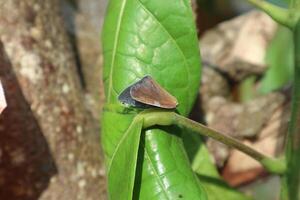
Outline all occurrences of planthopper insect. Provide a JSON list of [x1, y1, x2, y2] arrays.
[[118, 75, 178, 109]]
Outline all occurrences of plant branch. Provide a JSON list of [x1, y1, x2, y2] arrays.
[[139, 110, 286, 174], [284, 18, 300, 200], [246, 0, 298, 29]]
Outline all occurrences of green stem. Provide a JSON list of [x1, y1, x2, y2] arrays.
[[284, 18, 300, 200], [174, 114, 265, 161], [244, 0, 300, 198], [290, 0, 300, 10], [246, 0, 299, 29], [139, 110, 286, 174]]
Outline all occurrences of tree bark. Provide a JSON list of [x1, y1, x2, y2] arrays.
[[0, 0, 106, 199], [0, 79, 6, 113]]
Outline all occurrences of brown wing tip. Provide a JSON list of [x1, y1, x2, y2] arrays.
[[131, 75, 179, 109], [118, 75, 180, 109]]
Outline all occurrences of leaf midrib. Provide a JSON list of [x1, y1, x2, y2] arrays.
[[107, 117, 137, 172], [107, 0, 128, 102]]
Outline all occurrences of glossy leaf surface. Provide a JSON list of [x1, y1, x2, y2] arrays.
[[102, 0, 200, 114], [103, 111, 143, 200], [102, 0, 205, 199]]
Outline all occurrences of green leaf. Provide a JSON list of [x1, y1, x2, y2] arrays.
[[194, 146, 252, 200], [239, 76, 256, 102], [101, 109, 138, 198], [102, 0, 208, 199], [137, 127, 208, 200], [107, 117, 143, 200], [183, 132, 252, 200], [102, 0, 200, 115], [259, 25, 294, 94]]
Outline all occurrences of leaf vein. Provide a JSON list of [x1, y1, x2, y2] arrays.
[[145, 147, 171, 199], [107, 0, 128, 102], [137, 0, 191, 104]]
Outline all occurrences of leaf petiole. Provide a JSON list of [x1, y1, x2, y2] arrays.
[[139, 109, 286, 174], [246, 0, 299, 29]]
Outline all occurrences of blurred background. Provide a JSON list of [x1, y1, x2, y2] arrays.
[[0, 0, 292, 199]]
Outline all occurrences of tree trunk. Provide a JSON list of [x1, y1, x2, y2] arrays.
[[0, 79, 6, 113], [0, 0, 106, 199]]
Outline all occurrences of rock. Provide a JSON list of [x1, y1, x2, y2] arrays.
[[201, 10, 277, 81]]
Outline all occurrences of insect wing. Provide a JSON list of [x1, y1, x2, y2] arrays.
[[130, 76, 178, 109]]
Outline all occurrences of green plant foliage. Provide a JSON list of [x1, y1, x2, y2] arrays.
[[284, 18, 300, 200], [267, 0, 289, 7], [103, 111, 143, 200], [102, 0, 254, 199], [239, 76, 256, 102], [102, 0, 207, 199], [183, 132, 251, 200], [259, 26, 294, 94]]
